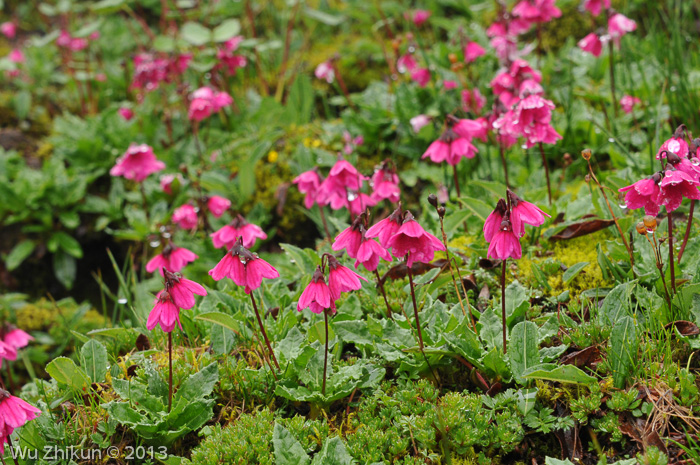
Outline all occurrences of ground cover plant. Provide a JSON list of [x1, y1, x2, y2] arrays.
[[1, 0, 700, 463]]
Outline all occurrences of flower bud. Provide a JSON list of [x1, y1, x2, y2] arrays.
[[636, 222, 647, 235], [581, 149, 592, 161], [448, 53, 458, 64], [643, 215, 657, 231], [584, 174, 591, 183], [563, 153, 572, 165], [437, 206, 446, 218], [428, 193, 438, 208]]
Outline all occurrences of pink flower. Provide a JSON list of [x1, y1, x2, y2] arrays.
[[608, 13, 636, 42], [453, 118, 487, 141], [487, 226, 522, 260], [57, 30, 72, 47], [332, 218, 365, 258], [483, 199, 507, 243], [355, 234, 392, 271], [165, 272, 207, 310], [69, 38, 88, 51], [0, 389, 41, 450], [385, 212, 445, 267], [461, 88, 486, 114], [109, 144, 165, 182], [96, 73, 106, 82], [216, 36, 247, 75], [1, 22, 16, 39], [422, 119, 478, 166], [348, 192, 378, 216], [210, 215, 267, 249], [316, 160, 368, 210], [293, 169, 323, 209], [0, 327, 33, 365], [209, 240, 278, 293], [619, 95, 641, 114], [297, 266, 333, 314], [397, 54, 417, 74], [513, 0, 561, 23], [411, 68, 431, 87], [464, 42, 486, 63], [443, 80, 458, 90], [657, 132, 689, 160], [578, 33, 602, 57], [146, 244, 198, 276], [188, 98, 214, 122], [118, 107, 134, 121], [8, 49, 24, 64], [666, 152, 700, 182], [147, 290, 181, 332], [89, 31, 100, 40], [370, 162, 401, 203], [188, 87, 232, 121], [412, 10, 431, 26], [207, 196, 231, 218], [366, 206, 403, 248], [172, 204, 199, 230], [510, 94, 562, 148], [659, 169, 700, 212], [619, 174, 663, 216], [160, 174, 183, 194], [327, 255, 366, 301], [583, 0, 611, 17], [342, 131, 364, 154], [315, 61, 335, 83], [507, 190, 550, 236], [410, 114, 430, 133]]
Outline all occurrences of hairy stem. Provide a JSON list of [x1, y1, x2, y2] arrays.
[[250, 293, 279, 370], [501, 260, 507, 354], [322, 309, 329, 396], [668, 212, 676, 294], [374, 269, 393, 319], [168, 332, 173, 413]]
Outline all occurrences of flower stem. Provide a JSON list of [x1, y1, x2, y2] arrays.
[[318, 206, 332, 243], [437, 213, 471, 324], [5, 364, 14, 394], [678, 199, 694, 263], [501, 260, 507, 354], [538, 142, 552, 205], [250, 293, 279, 370], [668, 212, 676, 294], [374, 269, 393, 319], [168, 331, 173, 413], [139, 183, 151, 226], [407, 264, 424, 350], [452, 165, 462, 198], [499, 139, 509, 188], [322, 309, 329, 396], [6, 435, 19, 465]]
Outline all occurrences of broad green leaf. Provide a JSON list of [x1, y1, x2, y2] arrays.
[[195, 312, 242, 335], [333, 320, 374, 346], [522, 364, 596, 385], [610, 316, 637, 388], [51, 231, 83, 258], [280, 243, 319, 275], [212, 19, 241, 42], [310, 437, 355, 465], [210, 324, 236, 355], [562, 262, 589, 284], [46, 357, 90, 390], [180, 22, 211, 46], [302, 7, 346, 26], [90, 0, 125, 13], [509, 321, 540, 384], [599, 281, 635, 326], [273, 423, 310, 465], [80, 340, 109, 383], [53, 251, 76, 290], [176, 363, 219, 402], [457, 196, 493, 223], [5, 240, 35, 271]]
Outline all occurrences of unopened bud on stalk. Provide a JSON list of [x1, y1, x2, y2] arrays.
[[563, 153, 572, 165], [428, 193, 438, 208], [448, 53, 458, 64], [437, 206, 446, 218], [643, 215, 657, 231], [636, 222, 647, 235], [581, 149, 592, 161], [584, 174, 591, 183]]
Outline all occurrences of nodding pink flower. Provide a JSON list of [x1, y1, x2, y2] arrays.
[[410, 114, 430, 133], [293, 169, 323, 208], [57, 30, 72, 47], [370, 162, 401, 203], [386, 212, 445, 267], [583, 0, 611, 17], [328, 159, 366, 191], [657, 128, 689, 159], [355, 234, 392, 271], [366, 206, 403, 248], [216, 36, 247, 75], [209, 240, 278, 293], [118, 107, 134, 121], [0, 327, 33, 365], [507, 190, 550, 236], [315, 61, 335, 83], [327, 256, 366, 301], [487, 221, 522, 260], [578, 33, 603, 57], [510, 94, 562, 148], [665, 152, 700, 182], [8, 48, 24, 64], [619, 174, 663, 216], [443, 80, 458, 90], [1, 22, 16, 39], [462, 88, 486, 114], [332, 217, 365, 258], [164, 271, 207, 311], [348, 192, 377, 216], [490, 71, 519, 107], [172, 204, 199, 230], [608, 13, 636, 43], [513, 0, 561, 23], [397, 54, 417, 74], [147, 290, 181, 332], [188, 87, 232, 121], [453, 118, 486, 141], [160, 174, 183, 194], [342, 131, 364, 154], [146, 243, 198, 276], [483, 199, 508, 243], [619, 95, 641, 114], [317, 160, 368, 210], [210, 214, 267, 249], [464, 42, 486, 63], [110, 144, 165, 182], [659, 169, 700, 212], [297, 266, 333, 314], [207, 196, 231, 218], [422, 118, 478, 166], [411, 68, 431, 87], [69, 37, 88, 51], [0, 389, 41, 449], [412, 9, 431, 26]]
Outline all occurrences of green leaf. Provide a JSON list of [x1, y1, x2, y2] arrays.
[[310, 437, 355, 465], [175, 363, 219, 402], [90, 0, 125, 13], [562, 262, 589, 284], [509, 321, 540, 384], [277, 327, 307, 365], [273, 423, 310, 465], [610, 316, 637, 389], [544, 458, 576, 465], [284, 75, 314, 125], [599, 281, 635, 326], [46, 357, 90, 390], [212, 19, 241, 42], [457, 196, 493, 223], [80, 340, 109, 383], [195, 312, 242, 335], [180, 21, 211, 46], [53, 251, 77, 290], [13, 90, 31, 120], [522, 364, 596, 385], [302, 7, 346, 26], [153, 35, 176, 53], [50, 231, 83, 258], [333, 320, 374, 346], [478, 307, 503, 350], [5, 240, 35, 271], [280, 243, 319, 275], [210, 324, 236, 355]]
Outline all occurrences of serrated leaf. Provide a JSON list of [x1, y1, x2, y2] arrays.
[[311, 437, 355, 465], [175, 363, 219, 402], [273, 423, 310, 465], [80, 340, 109, 383]]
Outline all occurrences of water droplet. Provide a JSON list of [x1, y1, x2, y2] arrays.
[[117, 298, 127, 304], [347, 191, 358, 201], [512, 120, 519, 125], [149, 240, 161, 248], [205, 72, 211, 80], [608, 137, 615, 143], [618, 202, 627, 209], [408, 46, 416, 53], [670, 86, 677, 92], [520, 144, 528, 149], [290, 259, 296, 264], [691, 158, 699, 166], [162, 232, 171, 239], [647, 228, 654, 234]]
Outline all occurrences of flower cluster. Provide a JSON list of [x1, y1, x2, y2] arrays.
[[216, 36, 247, 76], [297, 258, 365, 315], [211, 214, 267, 249], [209, 238, 279, 293], [188, 87, 234, 122], [131, 53, 191, 93], [110, 144, 166, 183], [147, 271, 207, 332]]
